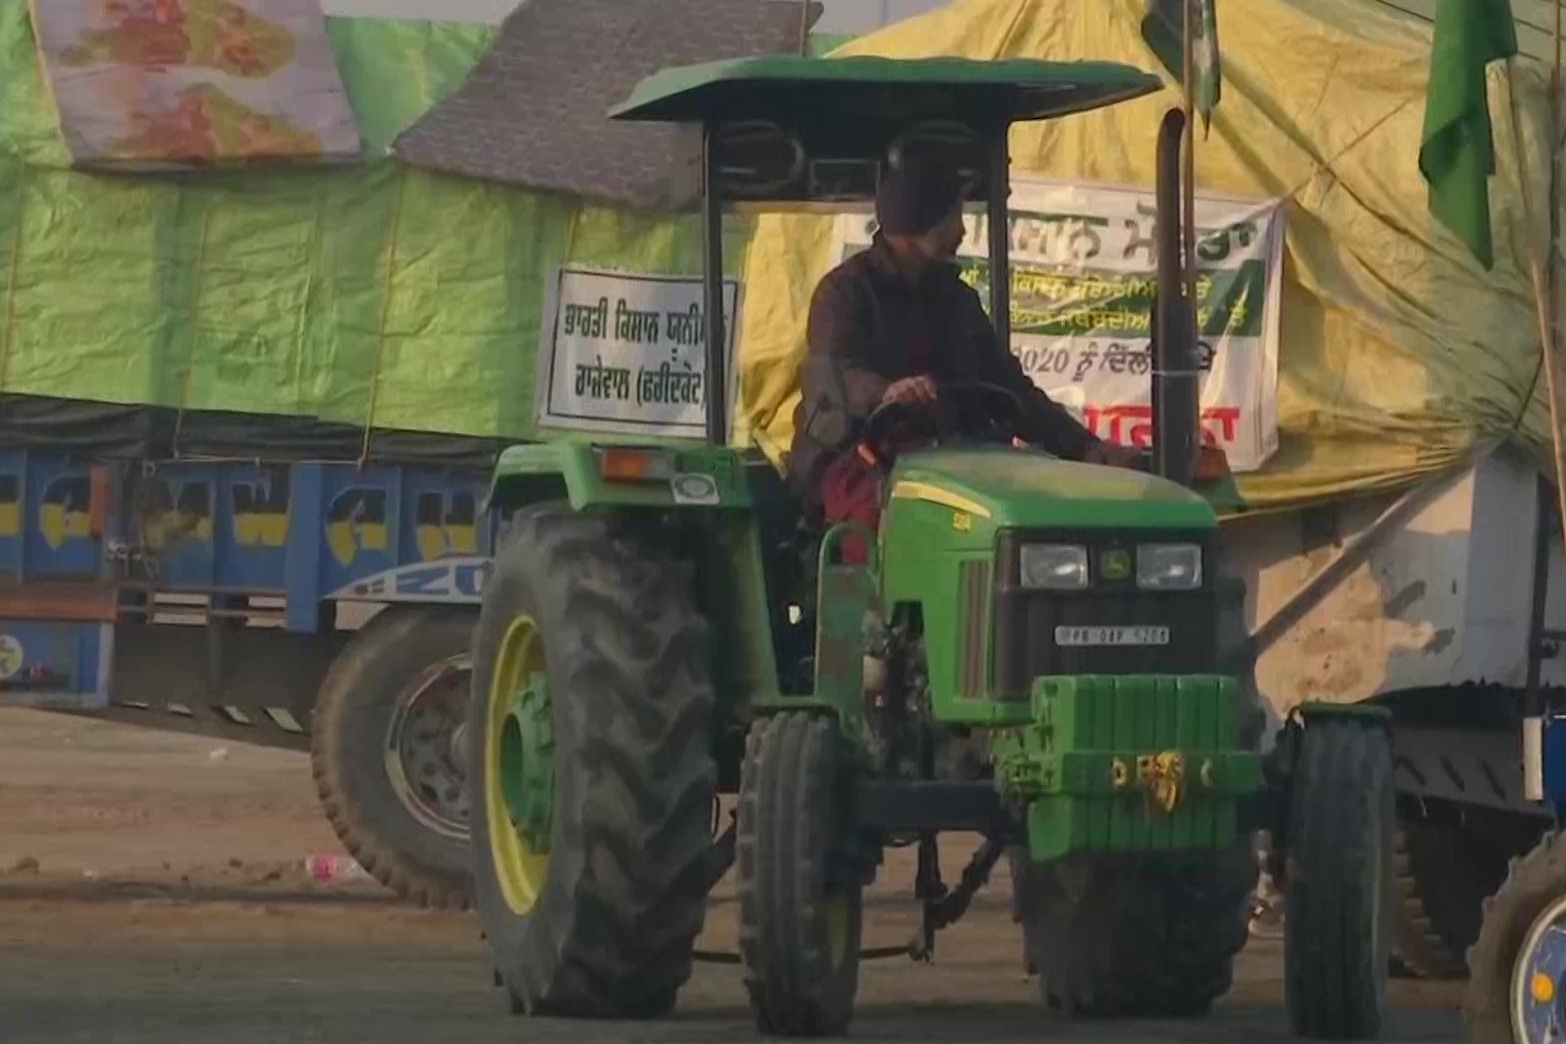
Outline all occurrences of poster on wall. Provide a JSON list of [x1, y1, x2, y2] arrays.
[[29, 0, 361, 169], [535, 267, 742, 439], [831, 176, 1287, 472]]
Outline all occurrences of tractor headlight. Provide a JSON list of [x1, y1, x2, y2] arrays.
[[1019, 544, 1089, 590], [1136, 543, 1203, 590]]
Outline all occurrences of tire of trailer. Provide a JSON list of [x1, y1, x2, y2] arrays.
[[738, 712, 863, 1037], [1464, 831, 1566, 1044], [1013, 845, 1256, 1017], [1392, 817, 1489, 979], [310, 605, 477, 910], [1284, 714, 1394, 1041], [469, 502, 716, 1019]]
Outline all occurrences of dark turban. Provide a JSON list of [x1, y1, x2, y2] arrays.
[[874, 156, 969, 236]]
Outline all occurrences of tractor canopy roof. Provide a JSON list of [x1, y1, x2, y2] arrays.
[[609, 54, 1162, 206], [609, 54, 1161, 125]]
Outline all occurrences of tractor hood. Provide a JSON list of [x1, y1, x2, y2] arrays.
[[887, 446, 1217, 531]]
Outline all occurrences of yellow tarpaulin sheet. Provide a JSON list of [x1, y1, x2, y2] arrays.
[[734, 0, 1559, 509]]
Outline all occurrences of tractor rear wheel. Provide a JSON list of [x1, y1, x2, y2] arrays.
[[738, 712, 863, 1037], [1284, 714, 1394, 1040], [1465, 831, 1566, 1044], [1014, 847, 1255, 1017], [469, 503, 715, 1018]]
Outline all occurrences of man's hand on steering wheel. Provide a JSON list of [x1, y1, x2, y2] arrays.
[[881, 375, 939, 405]]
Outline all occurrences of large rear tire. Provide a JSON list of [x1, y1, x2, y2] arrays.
[[1465, 831, 1566, 1044], [1284, 714, 1394, 1040], [310, 606, 475, 909], [1014, 848, 1255, 1017], [470, 503, 715, 1018]]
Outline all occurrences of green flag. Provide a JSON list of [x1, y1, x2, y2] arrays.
[[1418, 0, 1518, 270], [1141, 0, 1222, 136]]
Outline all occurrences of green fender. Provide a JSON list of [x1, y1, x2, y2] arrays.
[[485, 441, 755, 514]]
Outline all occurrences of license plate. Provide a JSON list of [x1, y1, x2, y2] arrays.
[[1054, 625, 1171, 647]]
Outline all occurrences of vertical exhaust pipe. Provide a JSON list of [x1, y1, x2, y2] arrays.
[[1153, 108, 1197, 487]]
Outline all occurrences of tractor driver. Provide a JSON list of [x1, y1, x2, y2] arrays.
[[787, 155, 1139, 560]]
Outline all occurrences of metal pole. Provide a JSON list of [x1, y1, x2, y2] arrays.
[[1177, 0, 1202, 478], [1526, 472, 1552, 716], [701, 124, 728, 445], [1154, 108, 1195, 487], [1181, 0, 1199, 345]]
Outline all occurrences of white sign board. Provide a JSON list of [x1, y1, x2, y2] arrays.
[[536, 267, 741, 438], [832, 177, 1287, 471]]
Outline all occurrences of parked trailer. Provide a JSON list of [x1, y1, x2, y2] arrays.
[[1223, 445, 1561, 978], [0, 450, 495, 907]]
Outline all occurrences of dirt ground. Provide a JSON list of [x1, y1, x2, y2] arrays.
[[0, 707, 1467, 1044]]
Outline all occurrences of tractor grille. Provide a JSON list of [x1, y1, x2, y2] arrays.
[[989, 528, 1219, 700], [956, 559, 991, 699]]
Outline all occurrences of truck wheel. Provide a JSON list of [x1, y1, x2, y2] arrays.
[[470, 503, 715, 1018], [1014, 847, 1255, 1017], [1393, 817, 1492, 979], [310, 606, 475, 909], [738, 712, 862, 1037], [1285, 714, 1394, 1040], [1464, 831, 1566, 1044]]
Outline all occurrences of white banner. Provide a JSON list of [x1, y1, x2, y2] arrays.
[[832, 176, 1286, 471], [535, 267, 741, 438]]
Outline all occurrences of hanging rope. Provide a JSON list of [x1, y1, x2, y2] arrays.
[[171, 205, 213, 461], [0, 166, 28, 410], [359, 172, 412, 470]]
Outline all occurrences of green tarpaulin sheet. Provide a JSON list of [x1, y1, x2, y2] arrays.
[[0, 0, 730, 448]]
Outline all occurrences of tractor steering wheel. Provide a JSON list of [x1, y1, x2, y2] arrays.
[[860, 380, 1025, 464]]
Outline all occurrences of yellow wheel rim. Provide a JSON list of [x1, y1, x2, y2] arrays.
[[485, 615, 551, 917], [825, 894, 850, 968]]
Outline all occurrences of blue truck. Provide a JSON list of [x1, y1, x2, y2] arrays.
[[0, 448, 496, 907]]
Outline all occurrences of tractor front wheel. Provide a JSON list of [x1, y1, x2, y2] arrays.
[[738, 712, 863, 1037], [1013, 846, 1255, 1017], [1284, 713, 1394, 1040], [469, 502, 715, 1018]]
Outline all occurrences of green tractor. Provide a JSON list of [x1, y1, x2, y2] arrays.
[[468, 54, 1394, 1038]]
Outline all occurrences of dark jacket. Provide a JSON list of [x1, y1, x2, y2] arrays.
[[787, 237, 1099, 501]]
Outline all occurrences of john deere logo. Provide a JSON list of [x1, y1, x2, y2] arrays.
[[1102, 549, 1131, 581]]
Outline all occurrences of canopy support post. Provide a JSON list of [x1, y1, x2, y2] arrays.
[[1181, 0, 1200, 458], [986, 128, 1012, 352], [701, 122, 728, 446]]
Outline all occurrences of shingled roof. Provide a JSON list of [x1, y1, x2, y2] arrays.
[[391, 0, 822, 210]]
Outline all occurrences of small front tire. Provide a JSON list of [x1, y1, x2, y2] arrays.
[[1284, 713, 1394, 1040], [738, 713, 863, 1037]]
